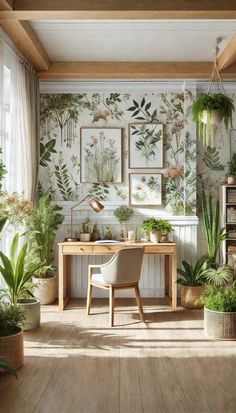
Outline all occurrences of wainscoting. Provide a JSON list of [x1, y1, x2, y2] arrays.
[[55, 202, 199, 298]]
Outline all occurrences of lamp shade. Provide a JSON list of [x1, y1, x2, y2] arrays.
[[64, 195, 104, 242]]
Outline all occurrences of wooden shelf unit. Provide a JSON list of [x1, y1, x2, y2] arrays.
[[219, 185, 236, 265]]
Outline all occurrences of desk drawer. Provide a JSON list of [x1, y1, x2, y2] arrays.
[[92, 245, 119, 254], [62, 245, 93, 255]]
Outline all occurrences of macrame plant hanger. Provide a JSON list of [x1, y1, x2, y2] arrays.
[[202, 40, 226, 148]]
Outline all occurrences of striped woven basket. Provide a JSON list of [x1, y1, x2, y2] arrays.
[[204, 307, 236, 340], [0, 329, 24, 369]]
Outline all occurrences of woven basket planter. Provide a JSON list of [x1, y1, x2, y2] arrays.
[[180, 286, 204, 309], [0, 329, 24, 369], [32, 275, 57, 305], [204, 307, 236, 340]]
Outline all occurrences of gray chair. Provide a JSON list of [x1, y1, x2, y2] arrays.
[[86, 247, 145, 326]]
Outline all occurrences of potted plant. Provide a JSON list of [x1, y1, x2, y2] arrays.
[[0, 302, 25, 369], [200, 285, 236, 340], [0, 234, 46, 330], [114, 205, 134, 241], [202, 190, 227, 266], [227, 153, 236, 184], [29, 194, 64, 305], [80, 218, 92, 242], [155, 219, 173, 242], [177, 256, 208, 309], [192, 93, 234, 148], [141, 217, 172, 243]]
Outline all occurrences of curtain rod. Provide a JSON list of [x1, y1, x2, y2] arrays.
[[0, 36, 36, 74]]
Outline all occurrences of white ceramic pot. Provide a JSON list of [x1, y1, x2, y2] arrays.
[[18, 298, 40, 330], [201, 109, 223, 125], [227, 175, 236, 185], [149, 230, 160, 243], [32, 275, 57, 305], [80, 233, 91, 242], [204, 307, 236, 340]]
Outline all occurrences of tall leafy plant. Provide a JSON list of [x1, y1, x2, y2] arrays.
[[29, 195, 64, 276], [201, 190, 227, 264], [0, 234, 45, 305]]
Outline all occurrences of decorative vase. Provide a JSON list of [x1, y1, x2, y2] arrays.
[[18, 298, 40, 330], [204, 307, 236, 340], [0, 329, 24, 369], [180, 286, 204, 309], [32, 275, 57, 305], [201, 109, 223, 125]]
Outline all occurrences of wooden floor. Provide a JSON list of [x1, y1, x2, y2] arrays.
[[1, 298, 236, 413]]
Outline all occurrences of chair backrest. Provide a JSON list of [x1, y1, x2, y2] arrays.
[[101, 247, 144, 285]]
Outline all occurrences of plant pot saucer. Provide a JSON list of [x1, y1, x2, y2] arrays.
[[64, 237, 79, 242]]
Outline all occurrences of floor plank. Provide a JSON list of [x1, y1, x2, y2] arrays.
[[1, 298, 236, 413]]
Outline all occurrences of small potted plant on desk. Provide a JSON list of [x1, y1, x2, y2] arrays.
[[114, 205, 134, 241], [80, 218, 92, 242], [0, 301, 25, 369], [141, 217, 173, 243], [0, 233, 47, 330], [29, 194, 64, 305]]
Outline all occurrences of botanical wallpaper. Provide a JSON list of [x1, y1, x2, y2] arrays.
[[39, 90, 197, 215]]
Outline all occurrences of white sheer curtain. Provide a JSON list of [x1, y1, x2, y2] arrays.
[[5, 44, 39, 200], [0, 38, 39, 282]]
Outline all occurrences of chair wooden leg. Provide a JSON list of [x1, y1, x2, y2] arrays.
[[134, 284, 145, 323], [109, 286, 115, 327], [86, 282, 93, 315]]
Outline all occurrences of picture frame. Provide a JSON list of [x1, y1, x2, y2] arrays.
[[230, 129, 236, 159], [129, 173, 162, 206], [80, 127, 123, 183], [129, 123, 163, 169]]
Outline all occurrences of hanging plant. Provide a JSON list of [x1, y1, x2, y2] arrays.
[[192, 93, 234, 148]]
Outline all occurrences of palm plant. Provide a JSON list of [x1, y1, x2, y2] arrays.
[[201, 190, 227, 265], [0, 234, 45, 305], [202, 265, 234, 287], [177, 256, 208, 286]]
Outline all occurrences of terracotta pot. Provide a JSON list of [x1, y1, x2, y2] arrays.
[[201, 109, 223, 125], [204, 307, 236, 340], [0, 329, 24, 369], [180, 285, 204, 309], [32, 275, 57, 305], [18, 298, 40, 331]]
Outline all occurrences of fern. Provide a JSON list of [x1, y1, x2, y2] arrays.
[[40, 139, 57, 167], [54, 164, 74, 200]]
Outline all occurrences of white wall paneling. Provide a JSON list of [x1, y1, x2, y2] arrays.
[[55, 202, 198, 298]]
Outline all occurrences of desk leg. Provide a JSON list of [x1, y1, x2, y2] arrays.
[[164, 255, 169, 297], [171, 252, 177, 311], [58, 245, 65, 311]]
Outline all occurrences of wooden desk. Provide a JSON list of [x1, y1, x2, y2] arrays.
[[58, 241, 177, 311]]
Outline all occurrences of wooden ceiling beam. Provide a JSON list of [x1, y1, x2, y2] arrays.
[[218, 34, 236, 71], [0, 1, 50, 70], [1, 10, 236, 20], [2, 1, 236, 20], [37, 61, 236, 80]]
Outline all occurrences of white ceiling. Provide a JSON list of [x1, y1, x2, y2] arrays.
[[31, 20, 236, 62]]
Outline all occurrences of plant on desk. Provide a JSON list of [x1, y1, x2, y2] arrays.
[[141, 217, 173, 243], [80, 218, 92, 242], [114, 205, 134, 241]]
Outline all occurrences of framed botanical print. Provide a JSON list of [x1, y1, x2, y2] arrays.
[[129, 123, 163, 168], [129, 173, 162, 206], [230, 129, 236, 159], [80, 128, 122, 183]]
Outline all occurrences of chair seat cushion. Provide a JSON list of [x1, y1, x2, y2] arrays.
[[91, 273, 107, 285]]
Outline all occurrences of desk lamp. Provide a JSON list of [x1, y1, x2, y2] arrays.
[[65, 194, 104, 242]]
